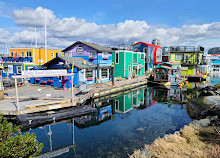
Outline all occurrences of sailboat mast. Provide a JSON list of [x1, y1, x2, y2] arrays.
[[35, 27, 37, 48], [45, 8, 47, 64]]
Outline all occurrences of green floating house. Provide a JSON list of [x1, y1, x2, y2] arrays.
[[114, 89, 145, 113], [112, 51, 145, 79]]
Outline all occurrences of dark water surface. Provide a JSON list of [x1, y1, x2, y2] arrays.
[[23, 75, 220, 158]]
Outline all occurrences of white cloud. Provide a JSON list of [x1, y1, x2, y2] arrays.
[[3, 6, 220, 51]]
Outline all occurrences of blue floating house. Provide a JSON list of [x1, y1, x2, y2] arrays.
[[62, 41, 113, 83], [30, 56, 97, 88], [30, 41, 113, 88]]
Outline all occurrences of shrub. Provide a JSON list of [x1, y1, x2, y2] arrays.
[[0, 115, 43, 157]]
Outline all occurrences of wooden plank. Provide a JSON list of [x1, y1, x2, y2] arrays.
[[4, 96, 69, 100], [20, 102, 77, 114], [25, 100, 69, 109]]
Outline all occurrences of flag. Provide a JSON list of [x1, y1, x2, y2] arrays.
[[14, 52, 17, 59]]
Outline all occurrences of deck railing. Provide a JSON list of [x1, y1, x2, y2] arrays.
[[163, 46, 204, 53], [1, 57, 33, 62]]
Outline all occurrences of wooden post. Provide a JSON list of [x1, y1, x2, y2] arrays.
[[71, 75, 74, 105], [72, 118, 75, 145], [15, 78, 20, 112], [111, 66, 115, 86], [111, 62, 115, 86]]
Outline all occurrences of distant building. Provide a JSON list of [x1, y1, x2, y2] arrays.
[[152, 38, 161, 46], [207, 47, 220, 73]]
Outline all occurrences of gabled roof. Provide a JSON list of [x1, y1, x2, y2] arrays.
[[41, 56, 96, 69], [132, 42, 162, 49], [62, 41, 113, 53]]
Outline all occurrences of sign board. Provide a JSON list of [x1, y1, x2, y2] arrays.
[[8, 65, 13, 74], [111, 62, 114, 67], [76, 46, 84, 54], [22, 69, 67, 76]]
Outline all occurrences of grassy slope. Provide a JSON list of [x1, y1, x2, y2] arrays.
[[130, 123, 220, 158]]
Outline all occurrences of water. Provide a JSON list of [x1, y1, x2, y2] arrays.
[[23, 87, 191, 158], [22, 75, 220, 158]]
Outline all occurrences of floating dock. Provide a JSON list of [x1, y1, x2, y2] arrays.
[[0, 75, 149, 123]]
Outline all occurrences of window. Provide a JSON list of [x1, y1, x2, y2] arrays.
[[175, 54, 183, 61], [115, 53, 119, 64], [101, 68, 108, 79], [141, 54, 144, 59], [89, 51, 96, 59], [85, 69, 93, 79], [156, 48, 162, 62], [129, 65, 131, 71], [26, 51, 32, 57], [115, 100, 119, 110], [102, 52, 108, 59], [17, 66, 22, 74], [10, 52, 13, 57], [21, 52, 24, 57], [51, 52, 54, 58]]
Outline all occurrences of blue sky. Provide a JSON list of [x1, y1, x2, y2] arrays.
[[0, 0, 220, 52]]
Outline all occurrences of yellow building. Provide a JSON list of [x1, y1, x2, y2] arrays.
[[9, 48, 63, 65]]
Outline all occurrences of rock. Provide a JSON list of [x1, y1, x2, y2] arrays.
[[140, 149, 149, 156], [206, 115, 218, 121], [191, 118, 210, 127], [136, 127, 145, 131], [187, 95, 220, 119]]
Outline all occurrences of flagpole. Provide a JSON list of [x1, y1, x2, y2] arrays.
[[45, 7, 47, 64]]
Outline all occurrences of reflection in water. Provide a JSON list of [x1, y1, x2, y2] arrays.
[[24, 86, 195, 158]]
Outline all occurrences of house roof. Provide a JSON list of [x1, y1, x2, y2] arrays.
[[62, 41, 113, 53], [42, 56, 96, 69], [155, 65, 173, 70], [60, 56, 96, 69]]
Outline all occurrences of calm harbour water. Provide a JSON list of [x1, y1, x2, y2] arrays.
[[23, 74, 220, 158]]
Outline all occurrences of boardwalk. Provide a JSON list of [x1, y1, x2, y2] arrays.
[[0, 75, 149, 115]]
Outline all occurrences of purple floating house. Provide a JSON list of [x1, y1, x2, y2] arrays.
[[62, 41, 113, 84]]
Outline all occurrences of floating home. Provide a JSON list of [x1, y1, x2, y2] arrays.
[[163, 46, 204, 76], [62, 41, 113, 84], [30, 56, 97, 88], [153, 62, 181, 86], [30, 41, 113, 88], [1, 48, 62, 78], [112, 51, 145, 79], [132, 42, 163, 73]]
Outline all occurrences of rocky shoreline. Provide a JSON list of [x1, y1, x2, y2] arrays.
[[130, 84, 220, 158], [187, 84, 220, 119]]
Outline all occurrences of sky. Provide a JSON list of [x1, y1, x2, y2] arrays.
[[0, 0, 220, 53]]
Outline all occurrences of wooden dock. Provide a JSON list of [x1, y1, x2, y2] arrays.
[[0, 75, 149, 116]]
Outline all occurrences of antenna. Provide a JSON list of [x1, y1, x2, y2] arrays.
[[44, 8, 47, 62]]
